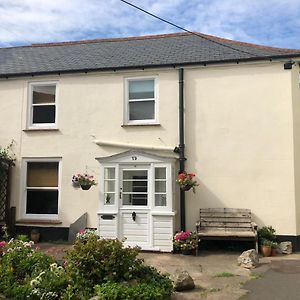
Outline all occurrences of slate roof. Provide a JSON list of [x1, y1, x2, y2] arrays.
[[1, 32, 300, 78]]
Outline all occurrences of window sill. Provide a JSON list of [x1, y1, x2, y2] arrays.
[[16, 219, 62, 225], [23, 128, 59, 132], [121, 123, 161, 127]]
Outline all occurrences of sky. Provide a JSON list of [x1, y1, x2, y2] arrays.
[[0, 0, 300, 49]]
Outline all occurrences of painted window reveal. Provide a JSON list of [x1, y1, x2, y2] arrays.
[[29, 83, 57, 126], [122, 170, 148, 206], [126, 78, 157, 123], [26, 162, 59, 215], [104, 167, 116, 205], [155, 167, 167, 206]]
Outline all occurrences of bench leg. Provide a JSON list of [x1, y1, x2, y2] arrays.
[[255, 239, 258, 253]]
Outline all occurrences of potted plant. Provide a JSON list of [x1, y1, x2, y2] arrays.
[[72, 173, 97, 190], [176, 172, 199, 193], [30, 228, 40, 243], [173, 231, 198, 255], [271, 241, 279, 256], [260, 239, 272, 257]]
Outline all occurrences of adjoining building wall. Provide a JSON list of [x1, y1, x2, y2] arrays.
[[0, 62, 297, 238], [185, 63, 296, 235], [291, 64, 300, 237]]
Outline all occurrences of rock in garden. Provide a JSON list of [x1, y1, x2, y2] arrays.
[[279, 242, 292, 254], [172, 270, 195, 291], [237, 249, 259, 269], [88, 297, 99, 300]]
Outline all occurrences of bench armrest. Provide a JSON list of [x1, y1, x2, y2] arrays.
[[196, 221, 201, 232], [251, 222, 258, 231]]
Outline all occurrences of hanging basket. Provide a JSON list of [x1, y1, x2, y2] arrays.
[[180, 185, 192, 191], [80, 184, 92, 190]]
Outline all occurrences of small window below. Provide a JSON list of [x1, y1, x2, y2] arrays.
[[29, 83, 57, 127], [154, 167, 167, 206], [25, 161, 59, 216], [125, 77, 158, 124], [104, 167, 116, 205]]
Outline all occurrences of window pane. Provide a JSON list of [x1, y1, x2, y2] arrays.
[[123, 170, 147, 179], [104, 193, 115, 205], [27, 162, 58, 187], [26, 190, 58, 214], [155, 168, 166, 179], [104, 180, 115, 192], [155, 181, 166, 193], [104, 168, 115, 179], [123, 193, 147, 206], [123, 181, 148, 193], [155, 194, 167, 206], [32, 85, 56, 104], [129, 80, 154, 99], [33, 105, 55, 124], [129, 101, 154, 120]]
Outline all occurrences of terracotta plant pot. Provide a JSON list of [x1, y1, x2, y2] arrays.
[[31, 232, 40, 243], [271, 248, 278, 256], [81, 184, 91, 190], [260, 245, 272, 257]]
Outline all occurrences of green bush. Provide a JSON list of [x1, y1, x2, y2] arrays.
[[0, 239, 54, 299], [95, 281, 172, 300], [258, 226, 276, 246], [65, 237, 141, 296]]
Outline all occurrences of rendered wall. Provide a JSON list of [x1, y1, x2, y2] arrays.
[[0, 62, 297, 235]]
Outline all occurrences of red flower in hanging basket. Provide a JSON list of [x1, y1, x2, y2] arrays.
[[176, 171, 199, 193]]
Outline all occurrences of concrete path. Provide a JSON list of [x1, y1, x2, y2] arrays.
[[242, 256, 300, 300]]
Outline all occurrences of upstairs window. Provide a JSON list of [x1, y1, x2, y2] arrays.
[[125, 77, 158, 124], [29, 82, 57, 128]]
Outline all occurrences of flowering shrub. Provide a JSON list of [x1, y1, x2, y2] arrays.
[[29, 263, 68, 300], [0, 239, 54, 299], [76, 228, 98, 241], [176, 171, 198, 193], [173, 231, 198, 252], [72, 173, 97, 187]]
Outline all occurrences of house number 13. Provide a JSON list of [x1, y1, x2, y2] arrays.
[[131, 156, 137, 161]]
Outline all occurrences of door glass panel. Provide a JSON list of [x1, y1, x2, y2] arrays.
[[104, 193, 115, 205], [155, 181, 166, 193], [155, 168, 166, 179], [155, 194, 167, 207], [122, 170, 148, 206], [104, 168, 115, 179], [104, 180, 115, 192]]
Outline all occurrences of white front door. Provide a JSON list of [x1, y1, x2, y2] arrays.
[[119, 165, 150, 249]]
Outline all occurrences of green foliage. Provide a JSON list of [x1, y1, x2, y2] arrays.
[[16, 234, 29, 242], [214, 272, 236, 278], [29, 263, 68, 300], [0, 141, 16, 167], [0, 239, 54, 299], [258, 226, 276, 246], [65, 237, 142, 296], [95, 280, 172, 300]]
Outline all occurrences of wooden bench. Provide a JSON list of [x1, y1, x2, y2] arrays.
[[196, 208, 258, 253]]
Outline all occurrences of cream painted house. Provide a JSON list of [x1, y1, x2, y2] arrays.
[[1, 32, 300, 251]]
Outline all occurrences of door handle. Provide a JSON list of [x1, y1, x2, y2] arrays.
[[132, 211, 136, 221]]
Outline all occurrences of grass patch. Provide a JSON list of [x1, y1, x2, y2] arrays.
[[250, 272, 263, 279], [214, 272, 237, 278], [208, 288, 222, 293]]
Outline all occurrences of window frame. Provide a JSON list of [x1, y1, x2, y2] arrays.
[[22, 158, 62, 220], [124, 76, 159, 125], [27, 81, 58, 129]]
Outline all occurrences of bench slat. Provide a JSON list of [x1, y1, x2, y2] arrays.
[[201, 212, 251, 217], [200, 222, 252, 228], [200, 217, 251, 223], [200, 208, 251, 213]]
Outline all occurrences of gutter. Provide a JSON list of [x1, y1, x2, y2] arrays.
[[2, 53, 300, 79], [178, 68, 186, 231]]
